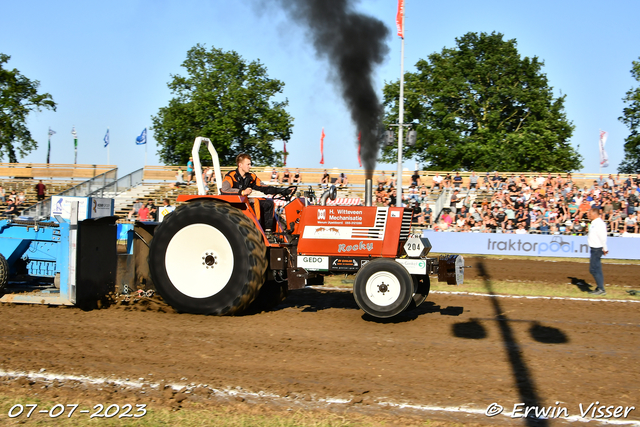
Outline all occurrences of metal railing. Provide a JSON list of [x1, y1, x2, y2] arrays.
[[88, 168, 143, 198], [22, 168, 119, 219], [433, 188, 452, 222]]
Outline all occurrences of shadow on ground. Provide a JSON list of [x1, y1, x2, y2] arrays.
[[261, 288, 464, 324], [449, 258, 574, 426], [361, 301, 464, 324], [568, 276, 593, 293]]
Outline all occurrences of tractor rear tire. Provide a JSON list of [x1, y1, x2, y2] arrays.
[[148, 199, 267, 315], [407, 275, 430, 310], [0, 253, 8, 292], [353, 258, 414, 318]]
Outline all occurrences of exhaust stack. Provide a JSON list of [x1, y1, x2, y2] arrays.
[[364, 179, 373, 207]]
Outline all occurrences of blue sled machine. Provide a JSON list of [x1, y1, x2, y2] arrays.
[[0, 201, 117, 308]]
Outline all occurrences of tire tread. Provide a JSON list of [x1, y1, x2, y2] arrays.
[[149, 199, 267, 315]]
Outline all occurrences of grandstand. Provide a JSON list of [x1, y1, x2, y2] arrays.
[[0, 163, 116, 218], [2, 162, 637, 236]]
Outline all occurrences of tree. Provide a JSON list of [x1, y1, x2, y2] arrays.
[[0, 54, 56, 162], [382, 32, 582, 172], [152, 44, 293, 167], [618, 57, 640, 173]]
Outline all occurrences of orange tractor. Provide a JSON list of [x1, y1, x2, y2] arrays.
[[148, 138, 464, 319]]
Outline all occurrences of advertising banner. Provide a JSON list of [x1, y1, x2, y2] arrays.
[[51, 196, 89, 220], [423, 231, 640, 260], [50, 197, 114, 221], [90, 198, 114, 218]]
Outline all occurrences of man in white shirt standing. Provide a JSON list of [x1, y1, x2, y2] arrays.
[[587, 207, 608, 295]]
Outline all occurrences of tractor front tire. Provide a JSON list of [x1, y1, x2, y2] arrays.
[[148, 200, 267, 315], [353, 258, 414, 318], [407, 275, 430, 310]]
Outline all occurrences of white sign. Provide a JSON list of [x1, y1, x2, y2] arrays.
[[297, 255, 329, 271], [51, 197, 89, 220], [158, 205, 175, 222], [404, 235, 431, 257], [395, 258, 427, 275], [90, 198, 114, 218]]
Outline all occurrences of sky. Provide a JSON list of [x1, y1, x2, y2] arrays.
[[1, 0, 639, 177]]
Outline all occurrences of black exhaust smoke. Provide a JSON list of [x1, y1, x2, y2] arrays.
[[274, 0, 389, 180]]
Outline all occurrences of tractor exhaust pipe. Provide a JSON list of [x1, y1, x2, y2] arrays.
[[320, 185, 337, 206], [364, 179, 373, 206]]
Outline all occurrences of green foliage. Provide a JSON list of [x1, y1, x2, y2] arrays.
[[618, 57, 640, 173], [0, 53, 56, 162], [151, 44, 293, 167], [382, 32, 582, 172]]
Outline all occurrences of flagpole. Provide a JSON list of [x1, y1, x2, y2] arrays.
[[107, 127, 110, 165], [47, 127, 51, 164], [47, 127, 56, 172], [396, 0, 405, 207], [320, 128, 325, 165], [283, 140, 287, 166], [136, 128, 148, 165], [72, 126, 78, 165], [599, 128, 603, 175]]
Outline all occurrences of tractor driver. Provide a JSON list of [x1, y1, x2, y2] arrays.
[[220, 153, 294, 232]]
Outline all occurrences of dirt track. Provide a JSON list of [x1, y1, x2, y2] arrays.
[[0, 257, 639, 425], [461, 256, 639, 287]]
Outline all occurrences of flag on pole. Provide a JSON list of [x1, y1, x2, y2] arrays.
[[71, 126, 78, 164], [283, 140, 287, 166], [357, 132, 362, 168], [104, 129, 110, 148], [396, 0, 404, 38], [320, 128, 325, 165], [136, 128, 147, 145], [599, 130, 609, 168], [47, 127, 56, 164]]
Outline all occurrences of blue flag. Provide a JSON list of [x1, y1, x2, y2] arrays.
[[104, 129, 110, 148], [136, 128, 147, 145]]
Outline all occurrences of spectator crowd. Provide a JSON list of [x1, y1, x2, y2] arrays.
[[423, 172, 640, 235], [114, 166, 640, 235]]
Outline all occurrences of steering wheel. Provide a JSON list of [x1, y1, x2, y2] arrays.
[[273, 185, 297, 202]]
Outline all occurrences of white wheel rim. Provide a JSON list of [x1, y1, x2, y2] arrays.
[[165, 224, 234, 298], [365, 271, 402, 307]]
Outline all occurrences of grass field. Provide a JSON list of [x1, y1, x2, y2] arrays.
[[429, 279, 640, 300], [428, 253, 640, 265]]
